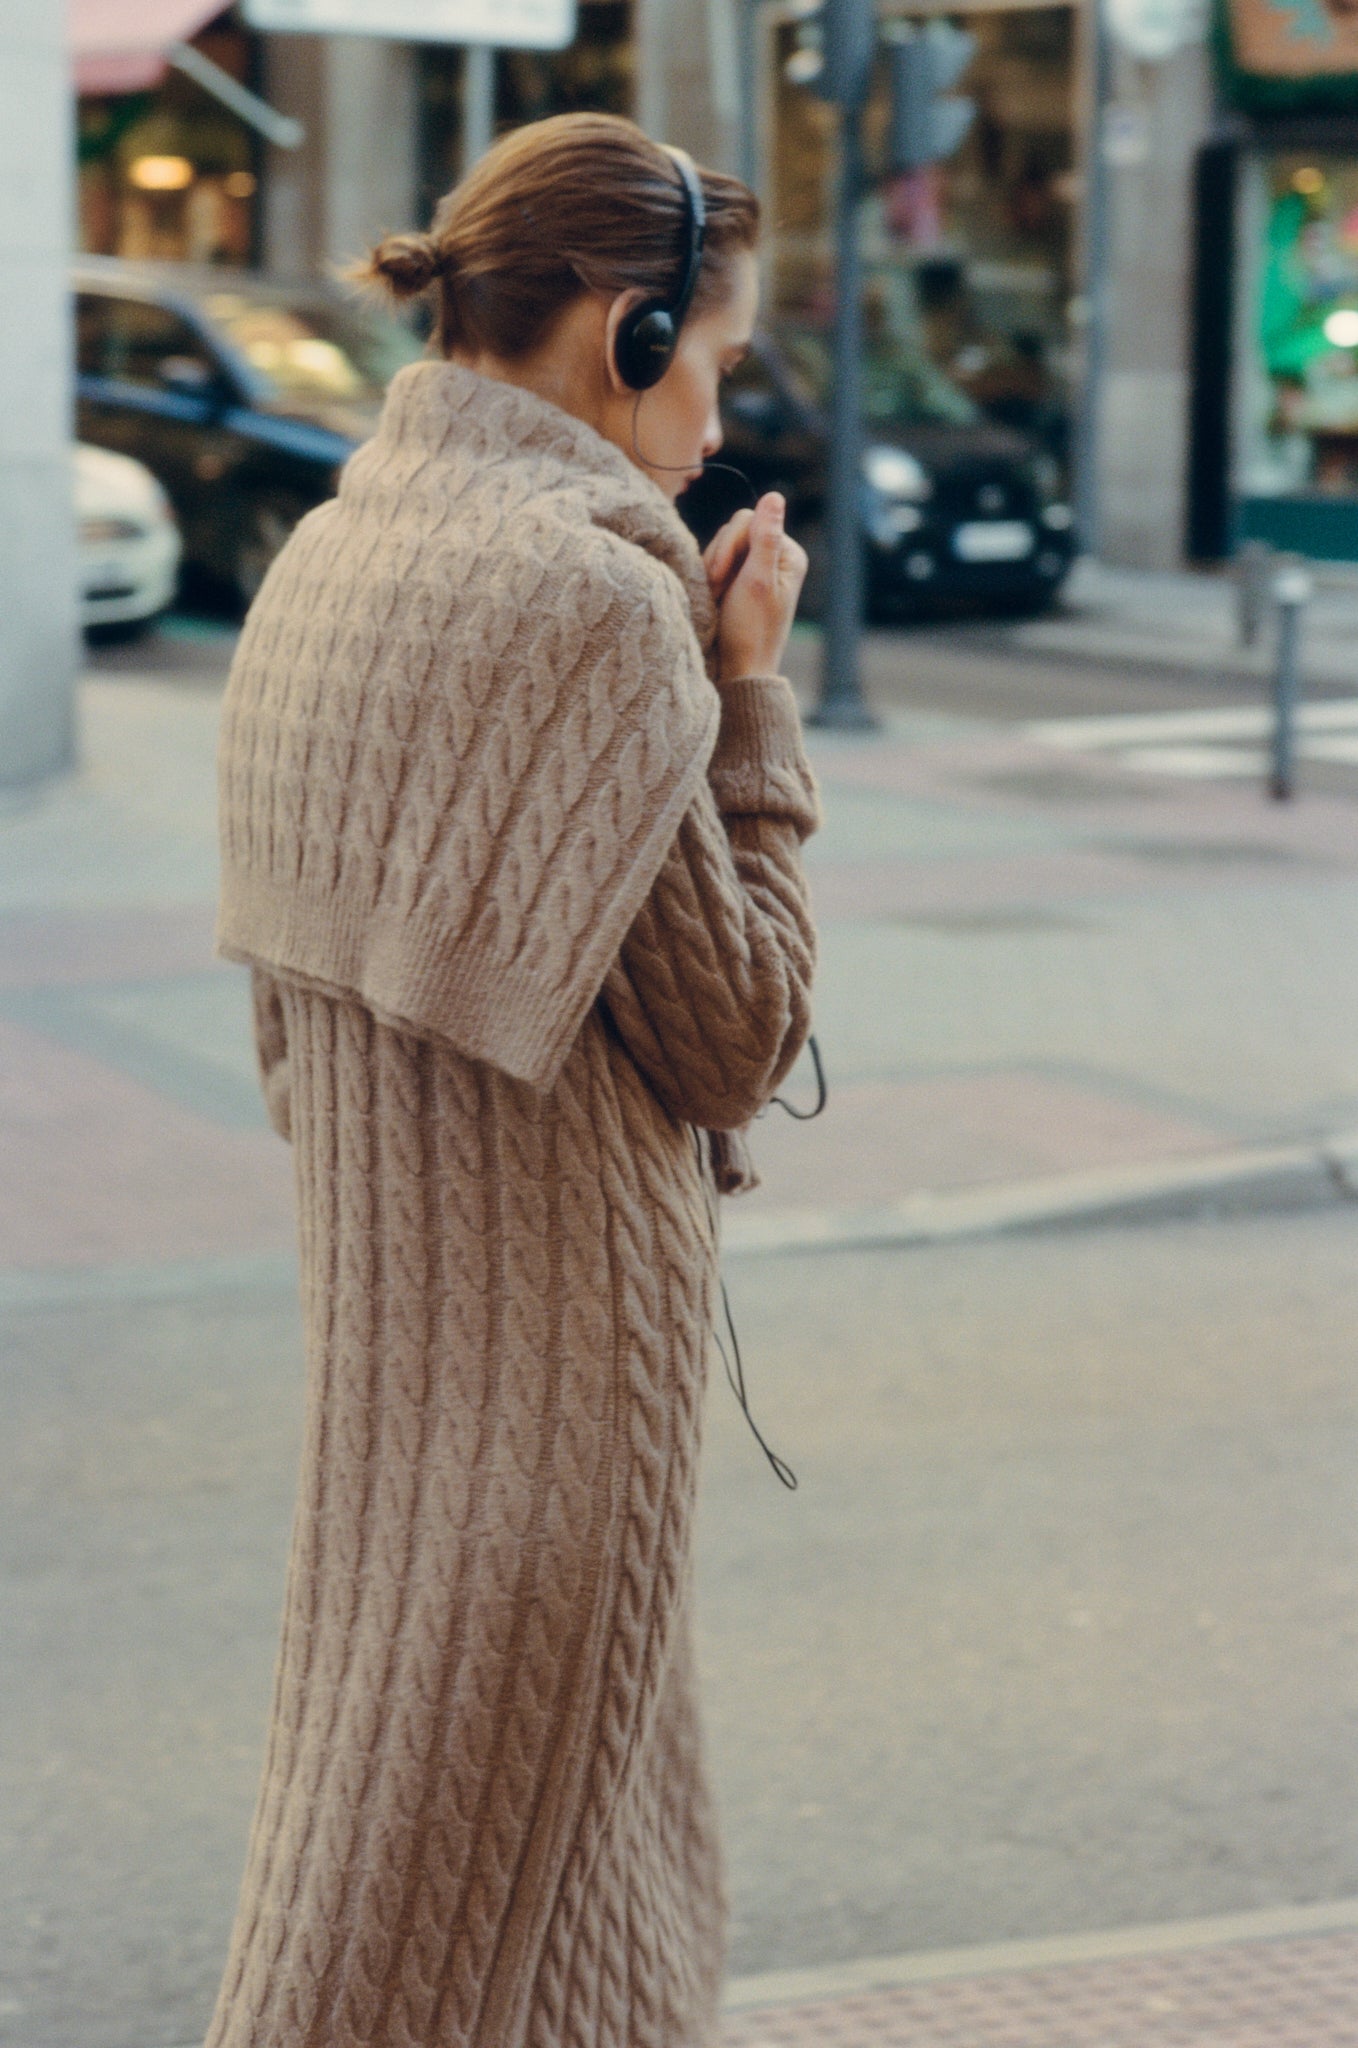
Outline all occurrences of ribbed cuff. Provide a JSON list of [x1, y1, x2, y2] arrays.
[[707, 675, 822, 839]]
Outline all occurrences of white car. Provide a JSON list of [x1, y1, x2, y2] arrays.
[[75, 443, 181, 633]]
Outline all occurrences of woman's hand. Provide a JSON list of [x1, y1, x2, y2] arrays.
[[703, 492, 807, 684]]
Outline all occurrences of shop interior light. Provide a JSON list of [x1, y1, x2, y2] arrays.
[[1294, 166, 1326, 195], [784, 0, 825, 84], [128, 155, 195, 192], [785, 38, 825, 84], [1323, 307, 1358, 348], [224, 171, 257, 199]]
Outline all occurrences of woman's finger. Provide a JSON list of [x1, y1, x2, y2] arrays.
[[704, 508, 754, 600], [704, 521, 750, 602], [777, 536, 809, 597], [740, 493, 786, 586]]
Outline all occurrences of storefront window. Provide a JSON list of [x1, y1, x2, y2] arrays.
[[1241, 151, 1358, 504], [769, 5, 1077, 475], [77, 23, 260, 267]]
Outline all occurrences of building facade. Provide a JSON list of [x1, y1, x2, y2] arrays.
[[80, 0, 1324, 574]]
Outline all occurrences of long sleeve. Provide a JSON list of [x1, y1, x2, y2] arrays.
[[251, 965, 292, 1142], [601, 674, 820, 1133]]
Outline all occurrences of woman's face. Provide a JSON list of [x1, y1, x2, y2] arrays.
[[604, 249, 760, 502]]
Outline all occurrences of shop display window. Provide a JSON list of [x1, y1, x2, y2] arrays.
[[1240, 151, 1358, 504], [77, 24, 260, 267]]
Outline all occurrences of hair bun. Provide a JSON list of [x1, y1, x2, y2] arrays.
[[368, 231, 443, 298]]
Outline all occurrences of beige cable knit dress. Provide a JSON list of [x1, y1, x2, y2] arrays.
[[211, 361, 819, 2048]]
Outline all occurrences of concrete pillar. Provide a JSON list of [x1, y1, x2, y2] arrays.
[[1096, 44, 1213, 569], [635, 0, 740, 172], [261, 34, 420, 276], [0, 3, 77, 788]]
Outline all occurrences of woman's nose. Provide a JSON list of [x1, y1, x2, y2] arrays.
[[701, 404, 723, 461]]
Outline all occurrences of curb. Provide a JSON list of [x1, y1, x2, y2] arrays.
[[1, 1141, 1355, 1311], [722, 1895, 1358, 2012], [723, 1131, 1358, 1258]]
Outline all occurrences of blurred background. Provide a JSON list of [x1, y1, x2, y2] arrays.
[[5, 4, 1358, 2047]]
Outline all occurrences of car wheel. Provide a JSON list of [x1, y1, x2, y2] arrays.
[[232, 493, 306, 611], [993, 586, 1062, 620], [84, 617, 155, 646]]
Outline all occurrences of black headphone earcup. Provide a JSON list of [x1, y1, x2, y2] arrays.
[[615, 304, 677, 392]]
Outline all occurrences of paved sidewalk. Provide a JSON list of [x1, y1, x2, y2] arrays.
[[5, 645, 1358, 1281], [987, 556, 1358, 690]]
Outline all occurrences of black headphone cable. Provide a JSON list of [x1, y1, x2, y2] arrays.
[[696, 1035, 828, 1493], [629, 393, 759, 510]]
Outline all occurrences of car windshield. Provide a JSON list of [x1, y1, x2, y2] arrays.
[[780, 327, 980, 430], [201, 292, 423, 403]]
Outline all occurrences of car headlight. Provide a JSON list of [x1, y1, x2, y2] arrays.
[[863, 443, 932, 501]]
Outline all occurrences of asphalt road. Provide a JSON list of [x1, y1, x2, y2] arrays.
[[5, 1207, 1358, 2048]]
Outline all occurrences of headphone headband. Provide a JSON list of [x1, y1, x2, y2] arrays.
[[613, 145, 709, 392], [661, 146, 707, 338]]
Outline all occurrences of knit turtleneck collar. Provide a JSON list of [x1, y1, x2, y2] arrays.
[[376, 359, 718, 662], [219, 350, 723, 1091]]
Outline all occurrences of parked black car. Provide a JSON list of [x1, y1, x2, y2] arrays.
[[680, 328, 1076, 620], [74, 258, 424, 609]]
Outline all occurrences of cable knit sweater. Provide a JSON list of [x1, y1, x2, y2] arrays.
[[209, 360, 819, 2048]]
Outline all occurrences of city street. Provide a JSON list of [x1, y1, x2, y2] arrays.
[[4, 598, 1358, 2048]]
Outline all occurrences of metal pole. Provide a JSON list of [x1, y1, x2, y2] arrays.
[[813, 97, 876, 729], [1235, 537, 1273, 649], [737, 0, 759, 191], [462, 43, 495, 173], [1072, 0, 1112, 558], [1270, 564, 1311, 802], [168, 41, 305, 149]]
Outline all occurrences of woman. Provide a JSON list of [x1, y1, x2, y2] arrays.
[[211, 112, 819, 2048]]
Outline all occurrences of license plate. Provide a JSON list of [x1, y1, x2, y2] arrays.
[[953, 520, 1034, 563]]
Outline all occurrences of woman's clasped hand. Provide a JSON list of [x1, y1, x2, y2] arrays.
[[702, 490, 808, 684]]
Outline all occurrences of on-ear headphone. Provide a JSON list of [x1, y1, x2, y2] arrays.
[[613, 147, 708, 393]]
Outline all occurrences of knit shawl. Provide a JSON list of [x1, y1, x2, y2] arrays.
[[217, 359, 722, 1091]]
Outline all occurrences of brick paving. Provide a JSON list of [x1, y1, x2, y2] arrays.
[[723, 1930, 1358, 2047]]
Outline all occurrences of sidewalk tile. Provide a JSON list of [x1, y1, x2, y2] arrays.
[[723, 1930, 1358, 2047]]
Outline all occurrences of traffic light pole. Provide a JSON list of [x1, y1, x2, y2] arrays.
[[813, 95, 876, 729]]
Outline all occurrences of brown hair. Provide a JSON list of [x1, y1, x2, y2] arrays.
[[355, 112, 760, 360]]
